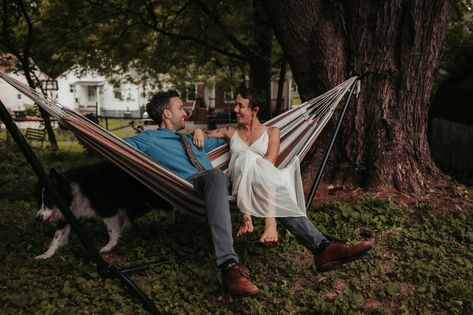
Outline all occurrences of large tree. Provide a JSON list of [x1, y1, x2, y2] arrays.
[[265, 0, 450, 193]]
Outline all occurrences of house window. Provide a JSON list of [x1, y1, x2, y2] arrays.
[[114, 90, 122, 100], [181, 84, 196, 101], [223, 90, 234, 102], [88, 87, 95, 101], [17, 94, 21, 100], [291, 81, 298, 93]]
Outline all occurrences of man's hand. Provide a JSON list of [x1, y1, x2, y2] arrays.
[[193, 128, 205, 149]]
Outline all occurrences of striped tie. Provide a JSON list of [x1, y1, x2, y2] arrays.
[[177, 133, 206, 171]]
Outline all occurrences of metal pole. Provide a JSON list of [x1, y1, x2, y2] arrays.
[[306, 79, 359, 209], [0, 99, 160, 314]]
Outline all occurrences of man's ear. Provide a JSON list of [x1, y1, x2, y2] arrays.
[[163, 108, 171, 120], [252, 106, 260, 114]]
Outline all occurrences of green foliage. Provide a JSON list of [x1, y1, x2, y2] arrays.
[[441, 0, 473, 79], [23, 105, 39, 116], [31, 0, 278, 89], [0, 143, 472, 314]]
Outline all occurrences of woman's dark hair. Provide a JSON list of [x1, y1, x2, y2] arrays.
[[146, 90, 180, 125], [238, 87, 266, 117]]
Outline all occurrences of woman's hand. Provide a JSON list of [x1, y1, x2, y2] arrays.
[[193, 128, 205, 149]]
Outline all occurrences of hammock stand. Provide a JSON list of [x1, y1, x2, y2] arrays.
[[0, 72, 359, 314]]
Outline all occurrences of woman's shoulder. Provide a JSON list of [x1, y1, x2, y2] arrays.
[[267, 126, 280, 136], [225, 125, 237, 137]]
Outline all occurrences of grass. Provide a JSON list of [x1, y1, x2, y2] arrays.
[[0, 141, 472, 314]]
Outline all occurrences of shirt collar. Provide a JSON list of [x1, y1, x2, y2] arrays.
[[157, 128, 178, 134]]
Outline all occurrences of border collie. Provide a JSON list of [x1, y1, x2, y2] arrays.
[[35, 161, 173, 259]]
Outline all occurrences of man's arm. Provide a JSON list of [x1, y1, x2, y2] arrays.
[[203, 137, 227, 152], [122, 132, 151, 152], [193, 126, 235, 149]]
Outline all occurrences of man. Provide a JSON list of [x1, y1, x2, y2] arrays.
[[123, 90, 372, 298]]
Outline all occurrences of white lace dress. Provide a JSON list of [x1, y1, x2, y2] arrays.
[[228, 129, 306, 218]]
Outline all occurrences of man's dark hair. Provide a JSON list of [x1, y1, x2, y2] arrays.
[[146, 90, 180, 125], [238, 87, 266, 117]]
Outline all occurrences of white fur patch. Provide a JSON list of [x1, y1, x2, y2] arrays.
[[36, 188, 55, 222], [100, 214, 122, 253], [68, 183, 96, 220], [35, 225, 71, 259]]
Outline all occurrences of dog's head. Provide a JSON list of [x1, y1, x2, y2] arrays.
[[36, 169, 72, 224]]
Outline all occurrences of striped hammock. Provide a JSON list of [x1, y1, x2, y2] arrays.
[[0, 72, 358, 215]]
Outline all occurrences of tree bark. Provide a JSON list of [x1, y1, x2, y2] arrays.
[[23, 58, 58, 150], [275, 56, 286, 114], [265, 0, 450, 193]]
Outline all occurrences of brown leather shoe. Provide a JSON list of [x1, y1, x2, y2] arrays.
[[222, 264, 259, 298], [314, 240, 373, 272]]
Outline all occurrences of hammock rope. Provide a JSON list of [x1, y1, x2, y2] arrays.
[[0, 72, 358, 215]]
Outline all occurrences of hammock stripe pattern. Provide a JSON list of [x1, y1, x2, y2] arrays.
[[0, 72, 358, 215]]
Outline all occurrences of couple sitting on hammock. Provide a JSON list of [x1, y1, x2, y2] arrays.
[[123, 88, 372, 298]]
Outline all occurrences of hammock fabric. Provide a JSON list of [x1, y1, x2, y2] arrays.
[[0, 72, 358, 215]]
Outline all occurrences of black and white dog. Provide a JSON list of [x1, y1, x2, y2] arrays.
[[35, 161, 173, 259]]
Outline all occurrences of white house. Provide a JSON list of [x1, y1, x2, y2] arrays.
[[0, 58, 46, 118], [56, 69, 150, 118], [0, 71, 35, 113]]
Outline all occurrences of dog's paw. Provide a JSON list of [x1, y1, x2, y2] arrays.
[[35, 252, 53, 259]]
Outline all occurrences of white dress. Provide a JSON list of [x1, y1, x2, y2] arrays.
[[228, 128, 306, 218]]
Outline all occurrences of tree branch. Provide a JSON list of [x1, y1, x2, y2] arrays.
[[190, 0, 265, 63], [16, 0, 34, 65], [134, 1, 249, 61]]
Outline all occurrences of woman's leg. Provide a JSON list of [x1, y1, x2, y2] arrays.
[[237, 212, 254, 236]]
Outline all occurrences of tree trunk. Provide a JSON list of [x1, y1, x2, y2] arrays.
[[23, 66, 58, 150], [275, 56, 287, 115], [248, 0, 273, 120], [265, 0, 450, 193], [248, 58, 272, 119]]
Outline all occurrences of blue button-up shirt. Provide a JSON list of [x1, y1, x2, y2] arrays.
[[123, 128, 226, 180]]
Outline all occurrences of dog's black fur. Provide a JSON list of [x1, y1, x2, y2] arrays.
[[35, 161, 173, 259]]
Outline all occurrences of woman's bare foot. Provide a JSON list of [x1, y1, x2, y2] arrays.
[[259, 218, 278, 243], [237, 214, 254, 237]]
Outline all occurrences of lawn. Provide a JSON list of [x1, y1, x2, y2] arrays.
[[0, 137, 472, 314]]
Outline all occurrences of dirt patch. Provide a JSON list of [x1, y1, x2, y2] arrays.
[[308, 182, 473, 213]]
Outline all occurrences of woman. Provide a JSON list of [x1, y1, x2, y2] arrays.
[[193, 88, 306, 243]]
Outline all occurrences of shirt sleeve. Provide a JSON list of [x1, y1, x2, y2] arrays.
[[123, 132, 151, 152], [203, 137, 226, 152]]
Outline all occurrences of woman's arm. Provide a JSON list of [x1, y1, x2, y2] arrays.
[[193, 126, 235, 148], [264, 127, 280, 165]]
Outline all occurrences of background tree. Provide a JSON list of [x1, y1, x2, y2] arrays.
[[265, 0, 451, 194], [0, 0, 61, 148], [40, 0, 281, 119]]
